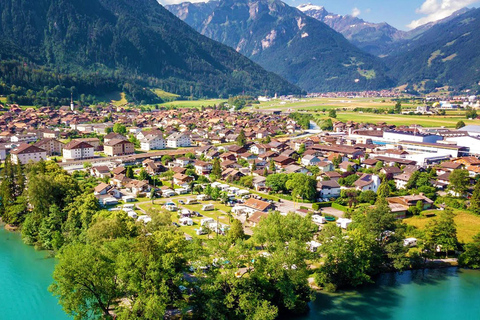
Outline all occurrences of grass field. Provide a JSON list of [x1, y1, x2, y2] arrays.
[[404, 209, 480, 243], [139, 198, 233, 239], [312, 111, 478, 127], [253, 97, 416, 111], [158, 99, 226, 108], [152, 89, 180, 101]]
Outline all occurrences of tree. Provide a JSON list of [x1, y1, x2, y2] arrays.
[[320, 118, 333, 131], [394, 101, 402, 114], [298, 143, 306, 155], [265, 174, 289, 193], [113, 123, 127, 134], [50, 243, 123, 319], [328, 109, 337, 118], [449, 169, 470, 196], [228, 219, 245, 242], [466, 109, 478, 119], [161, 155, 173, 166], [269, 159, 276, 173], [239, 175, 253, 189], [459, 232, 480, 269], [456, 120, 466, 129], [211, 158, 221, 178], [424, 209, 457, 258], [138, 168, 150, 182], [377, 179, 391, 198], [315, 226, 376, 290], [125, 167, 134, 179], [285, 173, 317, 201], [236, 129, 247, 147], [332, 155, 342, 168], [470, 180, 480, 215]]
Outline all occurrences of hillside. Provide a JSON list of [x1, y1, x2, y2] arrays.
[[166, 0, 394, 93], [385, 8, 480, 92], [0, 0, 301, 106]]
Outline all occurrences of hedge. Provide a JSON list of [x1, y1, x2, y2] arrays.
[[312, 202, 333, 210], [332, 203, 348, 212]]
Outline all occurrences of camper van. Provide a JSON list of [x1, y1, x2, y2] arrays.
[[403, 238, 417, 247], [186, 198, 199, 205], [336, 218, 352, 229], [197, 194, 211, 201], [312, 215, 326, 225], [201, 218, 215, 226], [202, 204, 214, 211]]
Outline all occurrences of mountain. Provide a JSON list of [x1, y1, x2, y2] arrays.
[[297, 4, 405, 56], [0, 0, 300, 106], [166, 0, 394, 93], [385, 7, 480, 92]]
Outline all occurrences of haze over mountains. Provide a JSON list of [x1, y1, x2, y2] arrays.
[[0, 0, 300, 105], [167, 0, 480, 93]]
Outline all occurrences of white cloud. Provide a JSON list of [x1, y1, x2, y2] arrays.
[[158, 0, 209, 5], [407, 0, 478, 29], [351, 7, 361, 17]]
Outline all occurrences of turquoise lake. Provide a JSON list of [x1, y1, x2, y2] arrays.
[[0, 228, 69, 320], [1, 226, 480, 320]]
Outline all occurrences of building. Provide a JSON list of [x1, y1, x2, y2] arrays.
[[63, 141, 95, 161], [398, 141, 463, 158], [317, 180, 341, 199], [74, 138, 101, 151], [386, 195, 434, 219], [104, 139, 135, 157], [10, 143, 47, 164], [140, 134, 166, 151], [167, 132, 191, 148], [34, 138, 64, 156], [11, 133, 38, 144], [353, 174, 381, 192], [458, 125, 480, 137], [446, 136, 480, 155], [104, 133, 127, 144], [383, 131, 442, 144]]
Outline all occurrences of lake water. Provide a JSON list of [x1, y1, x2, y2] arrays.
[[0, 228, 70, 320], [295, 268, 480, 320], [2, 226, 480, 320]]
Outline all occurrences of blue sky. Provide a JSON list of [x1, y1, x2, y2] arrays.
[[160, 0, 480, 30]]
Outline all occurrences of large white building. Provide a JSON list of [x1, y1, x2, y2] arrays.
[[63, 141, 95, 161], [167, 132, 191, 148], [458, 125, 480, 138], [383, 131, 442, 144], [10, 143, 47, 164], [398, 141, 463, 158], [446, 135, 480, 155], [140, 134, 166, 151]]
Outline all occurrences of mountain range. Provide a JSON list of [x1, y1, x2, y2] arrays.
[[0, 0, 300, 105], [166, 0, 394, 93], [167, 0, 480, 94]]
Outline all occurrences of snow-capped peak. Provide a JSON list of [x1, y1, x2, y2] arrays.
[[297, 3, 324, 12]]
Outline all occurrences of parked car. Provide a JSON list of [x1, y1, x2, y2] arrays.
[[179, 200, 185, 205], [172, 222, 180, 227]]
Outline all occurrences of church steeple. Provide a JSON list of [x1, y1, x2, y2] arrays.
[[70, 92, 74, 111]]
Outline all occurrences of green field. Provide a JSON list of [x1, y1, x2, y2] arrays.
[[138, 198, 233, 239], [252, 97, 415, 111], [318, 111, 477, 127], [158, 99, 226, 108], [152, 89, 180, 101], [404, 209, 480, 243]]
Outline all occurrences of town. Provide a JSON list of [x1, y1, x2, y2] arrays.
[[2, 98, 480, 318]]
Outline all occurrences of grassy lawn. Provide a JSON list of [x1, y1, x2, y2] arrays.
[[100, 91, 128, 106], [139, 198, 234, 239], [313, 111, 477, 128], [152, 89, 180, 101], [253, 97, 414, 111], [157, 99, 226, 108], [404, 209, 480, 243]]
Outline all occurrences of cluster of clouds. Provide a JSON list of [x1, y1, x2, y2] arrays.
[[408, 0, 479, 29]]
